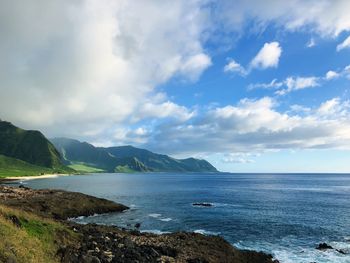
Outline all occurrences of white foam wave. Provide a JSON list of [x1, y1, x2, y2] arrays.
[[141, 229, 171, 235], [234, 241, 350, 263], [194, 229, 220, 236], [148, 213, 162, 218], [160, 218, 172, 222]]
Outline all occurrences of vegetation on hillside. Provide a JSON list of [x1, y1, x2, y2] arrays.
[[0, 204, 78, 263], [0, 121, 74, 177], [0, 155, 72, 178]]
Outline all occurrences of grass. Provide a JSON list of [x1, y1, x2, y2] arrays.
[[0, 204, 79, 263], [0, 155, 74, 178], [114, 165, 136, 173], [68, 162, 105, 173]]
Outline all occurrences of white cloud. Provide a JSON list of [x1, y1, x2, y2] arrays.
[[248, 76, 319, 95], [179, 53, 212, 81], [250, 42, 282, 69], [277, 76, 319, 95], [223, 59, 247, 76], [215, 0, 350, 37], [222, 153, 256, 164], [247, 79, 283, 90], [143, 97, 350, 156], [0, 0, 211, 138], [306, 38, 316, 48], [325, 70, 340, 80], [134, 100, 196, 122], [337, 36, 350, 51]]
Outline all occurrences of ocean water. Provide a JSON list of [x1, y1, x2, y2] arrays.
[[17, 173, 350, 263]]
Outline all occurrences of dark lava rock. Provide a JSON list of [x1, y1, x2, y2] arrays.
[[192, 203, 213, 207], [0, 185, 128, 220], [134, 223, 141, 229], [336, 249, 347, 254], [316, 243, 333, 250], [8, 215, 21, 228]]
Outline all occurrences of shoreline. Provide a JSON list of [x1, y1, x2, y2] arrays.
[[5, 173, 70, 181], [0, 185, 278, 263]]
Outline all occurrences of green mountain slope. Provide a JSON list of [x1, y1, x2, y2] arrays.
[[50, 138, 119, 171], [0, 120, 73, 177], [51, 137, 218, 173], [0, 121, 62, 168], [0, 155, 54, 177], [106, 146, 218, 172]]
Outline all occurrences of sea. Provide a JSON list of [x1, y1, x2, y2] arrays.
[[14, 173, 350, 263]]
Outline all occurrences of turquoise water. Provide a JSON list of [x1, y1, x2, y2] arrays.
[[18, 173, 350, 263]]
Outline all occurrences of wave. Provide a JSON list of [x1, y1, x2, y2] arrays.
[[194, 229, 220, 236], [234, 240, 350, 263], [148, 213, 162, 218], [141, 229, 171, 235], [160, 217, 172, 222]]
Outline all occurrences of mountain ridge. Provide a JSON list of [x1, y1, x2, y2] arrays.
[[51, 137, 218, 173], [0, 120, 73, 177]]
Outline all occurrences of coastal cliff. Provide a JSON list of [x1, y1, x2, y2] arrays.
[[0, 185, 277, 263]]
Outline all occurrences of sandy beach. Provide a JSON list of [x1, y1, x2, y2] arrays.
[[4, 173, 71, 181]]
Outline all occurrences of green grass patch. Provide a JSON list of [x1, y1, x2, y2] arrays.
[[68, 162, 105, 173], [0, 205, 79, 263], [0, 155, 75, 178], [114, 165, 136, 173]]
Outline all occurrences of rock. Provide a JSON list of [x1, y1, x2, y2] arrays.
[[316, 243, 333, 250], [85, 256, 101, 263], [8, 215, 21, 228], [192, 203, 213, 207], [103, 251, 113, 262], [186, 258, 209, 263], [135, 223, 141, 229], [336, 249, 347, 254]]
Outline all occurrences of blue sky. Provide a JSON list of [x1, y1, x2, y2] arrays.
[[1, 0, 350, 172]]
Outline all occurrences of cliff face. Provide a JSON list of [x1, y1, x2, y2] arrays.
[[0, 185, 276, 263]]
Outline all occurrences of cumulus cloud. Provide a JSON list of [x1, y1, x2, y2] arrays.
[[225, 42, 282, 76], [276, 76, 319, 95], [337, 36, 350, 51], [215, 0, 350, 37], [325, 70, 340, 80], [250, 42, 282, 69], [0, 0, 211, 138], [248, 76, 319, 95], [143, 97, 350, 156], [223, 59, 247, 76]]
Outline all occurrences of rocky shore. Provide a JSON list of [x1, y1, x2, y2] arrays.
[[0, 185, 278, 263]]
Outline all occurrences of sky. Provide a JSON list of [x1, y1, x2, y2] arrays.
[[1, 0, 350, 172]]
